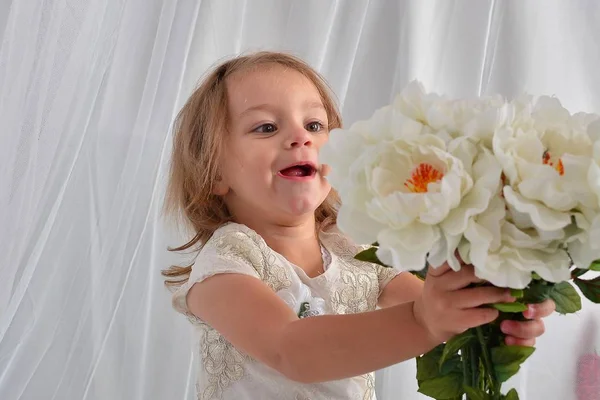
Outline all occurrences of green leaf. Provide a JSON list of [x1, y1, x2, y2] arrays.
[[411, 268, 428, 281], [416, 356, 439, 382], [572, 259, 600, 275], [491, 346, 535, 383], [354, 247, 388, 267], [418, 372, 464, 399], [588, 259, 600, 271], [439, 332, 475, 368], [463, 385, 491, 400], [548, 281, 582, 314], [504, 388, 520, 400], [490, 302, 528, 313], [522, 281, 554, 304], [417, 345, 444, 381], [510, 289, 524, 298], [573, 275, 600, 303], [439, 356, 462, 376]]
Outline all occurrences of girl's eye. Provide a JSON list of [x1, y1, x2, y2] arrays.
[[306, 121, 324, 132], [253, 123, 277, 134]]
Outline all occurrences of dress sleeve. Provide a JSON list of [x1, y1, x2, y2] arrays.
[[320, 225, 403, 296], [171, 229, 262, 323], [375, 264, 402, 295], [351, 241, 401, 295]]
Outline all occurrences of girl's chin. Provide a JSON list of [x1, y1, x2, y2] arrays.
[[285, 197, 321, 215], [276, 187, 330, 216]]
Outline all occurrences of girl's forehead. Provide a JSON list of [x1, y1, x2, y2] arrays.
[[226, 65, 323, 110]]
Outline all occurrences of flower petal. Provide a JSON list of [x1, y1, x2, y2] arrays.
[[503, 186, 571, 231], [569, 213, 600, 269], [376, 224, 440, 271], [428, 233, 462, 270], [337, 201, 386, 245]]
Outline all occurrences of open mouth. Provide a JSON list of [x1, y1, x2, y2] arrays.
[[278, 163, 317, 178]]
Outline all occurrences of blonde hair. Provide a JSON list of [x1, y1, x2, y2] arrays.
[[161, 51, 342, 286]]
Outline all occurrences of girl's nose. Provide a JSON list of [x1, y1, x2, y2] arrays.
[[285, 128, 313, 149]]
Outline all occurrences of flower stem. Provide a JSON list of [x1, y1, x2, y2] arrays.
[[462, 345, 470, 398], [475, 326, 500, 399], [470, 344, 479, 390]]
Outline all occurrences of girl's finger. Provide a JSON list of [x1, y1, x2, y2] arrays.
[[454, 250, 469, 267], [501, 319, 546, 339], [505, 336, 536, 347], [523, 299, 556, 319], [433, 265, 485, 291], [427, 262, 452, 278], [454, 286, 515, 308], [459, 307, 500, 329]]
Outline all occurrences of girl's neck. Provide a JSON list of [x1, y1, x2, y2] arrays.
[[266, 229, 324, 277], [240, 217, 325, 277]]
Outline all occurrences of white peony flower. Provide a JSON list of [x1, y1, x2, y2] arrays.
[[322, 122, 507, 272], [493, 96, 599, 235]]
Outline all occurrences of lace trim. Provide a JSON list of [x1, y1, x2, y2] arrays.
[[363, 373, 376, 400], [322, 229, 399, 295], [213, 228, 292, 292], [330, 261, 379, 314], [197, 323, 250, 400], [322, 231, 380, 314]]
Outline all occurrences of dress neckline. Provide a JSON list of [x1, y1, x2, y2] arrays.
[[220, 222, 337, 281]]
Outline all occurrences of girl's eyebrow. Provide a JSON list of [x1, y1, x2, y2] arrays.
[[239, 100, 325, 118], [239, 103, 276, 117], [304, 101, 326, 111]]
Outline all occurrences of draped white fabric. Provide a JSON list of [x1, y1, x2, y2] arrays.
[[1, 1, 599, 399]]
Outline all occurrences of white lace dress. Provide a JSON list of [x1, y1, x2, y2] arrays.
[[172, 222, 400, 400]]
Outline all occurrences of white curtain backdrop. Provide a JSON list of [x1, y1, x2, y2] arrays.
[[1, 1, 599, 399]]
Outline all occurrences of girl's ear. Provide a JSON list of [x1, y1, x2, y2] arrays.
[[212, 175, 229, 196]]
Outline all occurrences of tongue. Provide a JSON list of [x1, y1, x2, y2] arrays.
[[280, 166, 307, 177]]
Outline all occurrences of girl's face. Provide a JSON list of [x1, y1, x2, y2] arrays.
[[216, 65, 332, 226]]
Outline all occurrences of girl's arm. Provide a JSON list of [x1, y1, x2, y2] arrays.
[[187, 266, 505, 383], [377, 273, 423, 308]]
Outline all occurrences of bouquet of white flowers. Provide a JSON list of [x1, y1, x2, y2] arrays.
[[321, 81, 600, 400]]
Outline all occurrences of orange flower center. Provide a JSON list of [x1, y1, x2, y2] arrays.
[[404, 163, 444, 193], [542, 150, 565, 176]]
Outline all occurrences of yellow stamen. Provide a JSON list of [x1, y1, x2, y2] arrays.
[[404, 163, 444, 193], [542, 150, 565, 176], [556, 159, 564, 176]]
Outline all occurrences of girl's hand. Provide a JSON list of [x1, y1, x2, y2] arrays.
[[500, 299, 556, 347], [414, 263, 515, 343]]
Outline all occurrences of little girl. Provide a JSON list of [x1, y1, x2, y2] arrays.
[[162, 51, 555, 400]]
